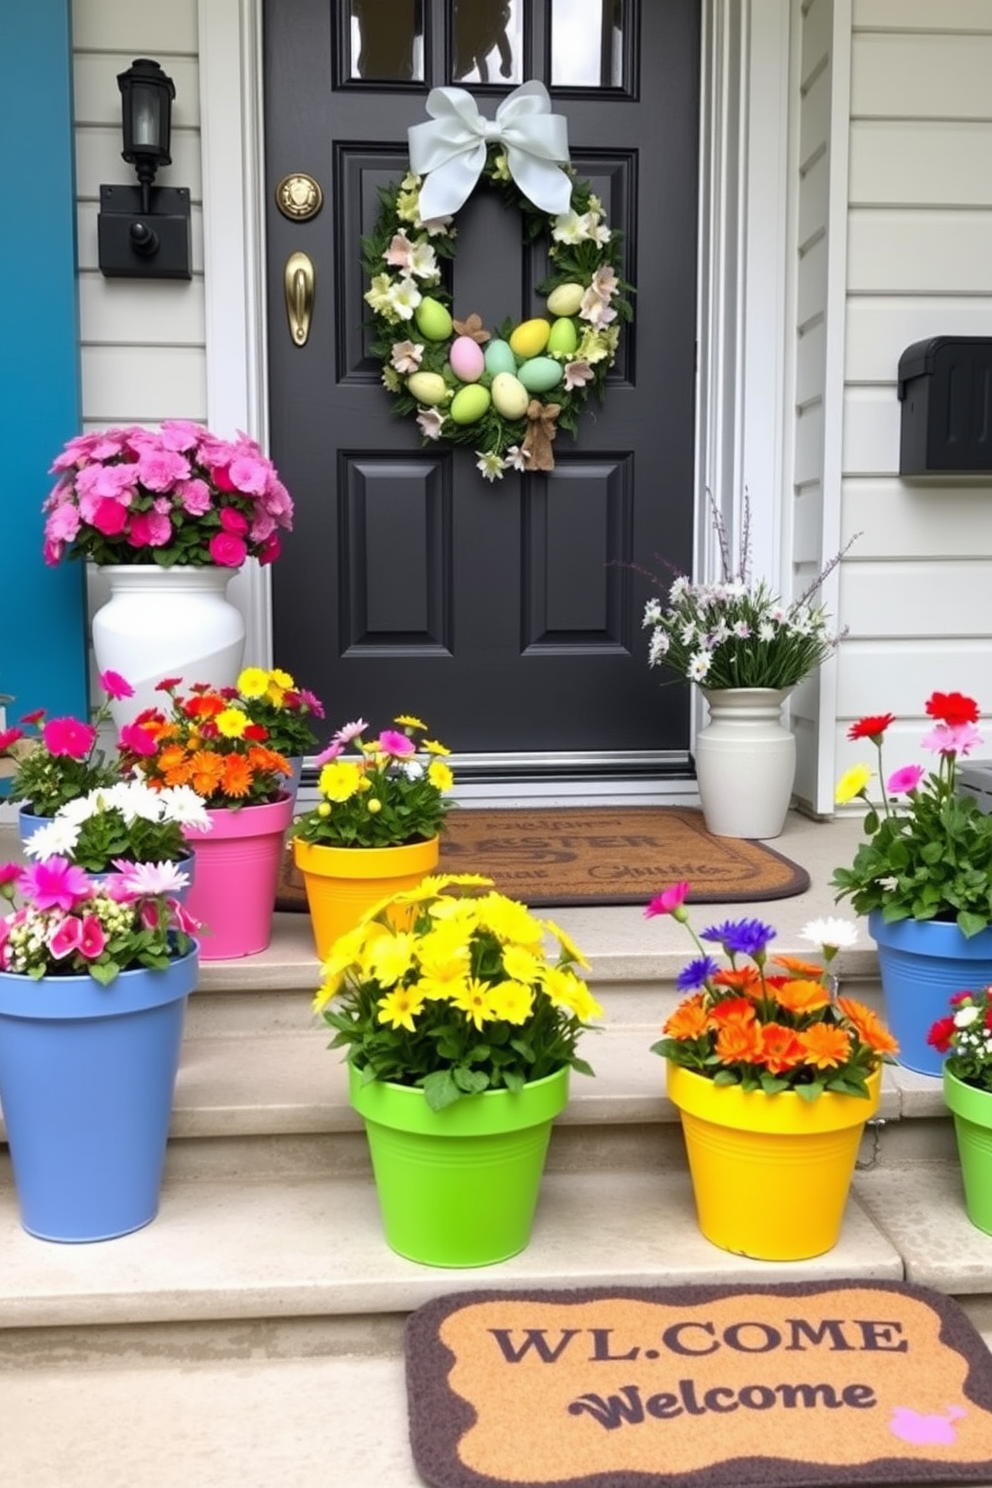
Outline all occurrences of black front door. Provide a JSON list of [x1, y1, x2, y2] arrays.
[[263, 0, 700, 765]]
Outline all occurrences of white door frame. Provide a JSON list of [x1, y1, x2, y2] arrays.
[[197, 0, 794, 761]]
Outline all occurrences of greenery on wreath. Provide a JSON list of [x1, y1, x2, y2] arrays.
[[362, 153, 631, 479]]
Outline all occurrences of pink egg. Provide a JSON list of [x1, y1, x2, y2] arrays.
[[449, 335, 485, 383]]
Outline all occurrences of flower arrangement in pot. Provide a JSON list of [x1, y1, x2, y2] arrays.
[[647, 882, 898, 1260], [42, 421, 296, 722], [0, 855, 200, 1242], [118, 678, 294, 959], [927, 985, 992, 1236], [288, 713, 455, 957], [314, 872, 601, 1265], [831, 690, 992, 1075], [641, 497, 855, 839], [3, 670, 132, 834]]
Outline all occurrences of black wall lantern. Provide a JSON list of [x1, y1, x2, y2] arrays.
[[97, 58, 192, 280]]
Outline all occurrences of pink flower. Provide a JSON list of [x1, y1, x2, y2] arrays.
[[77, 915, 108, 960], [313, 741, 344, 766], [390, 340, 424, 374], [113, 860, 190, 897], [45, 502, 81, 542], [645, 881, 691, 919], [219, 507, 250, 536], [887, 764, 925, 795], [228, 455, 271, 496], [43, 716, 96, 759], [91, 498, 130, 537], [128, 510, 174, 548], [591, 264, 619, 299], [378, 729, 416, 757], [416, 407, 446, 441], [172, 901, 200, 935], [0, 861, 23, 891], [20, 858, 93, 911], [48, 915, 83, 959], [384, 232, 416, 271], [177, 478, 213, 516], [579, 285, 617, 326], [255, 533, 281, 566], [563, 360, 594, 392], [922, 722, 984, 758], [333, 718, 368, 745], [118, 721, 158, 757], [208, 531, 248, 567], [158, 419, 204, 453], [99, 670, 134, 701], [0, 727, 24, 751], [136, 447, 191, 491]]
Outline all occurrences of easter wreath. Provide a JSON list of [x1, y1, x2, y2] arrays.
[[362, 83, 632, 481]]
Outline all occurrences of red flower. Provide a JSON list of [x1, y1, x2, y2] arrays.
[[926, 691, 980, 727], [926, 1015, 956, 1053], [847, 714, 896, 742]]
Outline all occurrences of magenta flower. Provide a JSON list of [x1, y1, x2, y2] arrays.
[[256, 533, 282, 566], [19, 857, 93, 911], [209, 531, 248, 567], [118, 722, 158, 757], [219, 507, 250, 536], [887, 764, 925, 795], [0, 862, 23, 887], [43, 716, 96, 759], [48, 914, 83, 960], [99, 669, 134, 701], [378, 729, 416, 757], [644, 881, 691, 919], [77, 915, 108, 960], [0, 726, 24, 751], [91, 498, 129, 537]]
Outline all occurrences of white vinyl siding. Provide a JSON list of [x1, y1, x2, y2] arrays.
[[834, 0, 992, 792]]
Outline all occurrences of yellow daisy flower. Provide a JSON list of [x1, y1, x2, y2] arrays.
[[476, 893, 544, 945], [394, 714, 426, 730], [422, 738, 451, 756], [450, 977, 499, 1031], [542, 965, 603, 1022], [366, 932, 417, 987], [835, 762, 872, 805], [427, 760, 454, 792], [502, 944, 540, 986], [544, 919, 592, 970], [237, 666, 270, 699], [488, 980, 534, 1025], [216, 707, 248, 739], [318, 759, 364, 802], [376, 985, 425, 1032]]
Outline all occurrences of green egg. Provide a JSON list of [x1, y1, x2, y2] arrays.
[[414, 296, 453, 341], [547, 317, 578, 357], [407, 371, 448, 406], [484, 339, 517, 377], [517, 356, 564, 394], [547, 282, 585, 317], [449, 384, 492, 425], [490, 372, 531, 421]]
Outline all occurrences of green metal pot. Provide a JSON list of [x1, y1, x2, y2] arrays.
[[943, 1066, 992, 1236]]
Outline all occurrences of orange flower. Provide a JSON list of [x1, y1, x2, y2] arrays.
[[157, 743, 190, 776], [221, 754, 255, 798], [774, 978, 831, 1015], [188, 750, 226, 797], [773, 955, 825, 979], [799, 1023, 852, 1069], [247, 744, 292, 777], [836, 996, 900, 1056], [663, 995, 709, 1041], [715, 1020, 763, 1065], [712, 966, 762, 996], [707, 996, 757, 1027], [755, 1023, 805, 1073], [185, 693, 226, 720]]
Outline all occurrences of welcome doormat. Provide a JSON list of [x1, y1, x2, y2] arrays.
[[275, 806, 809, 911], [405, 1282, 992, 1488]]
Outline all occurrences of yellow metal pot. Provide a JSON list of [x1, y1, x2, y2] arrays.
[[292, 835, 439, 961]]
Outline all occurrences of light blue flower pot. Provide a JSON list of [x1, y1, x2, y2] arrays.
[[0, 948, 198, 1242], [869, 910, 992, 1077]]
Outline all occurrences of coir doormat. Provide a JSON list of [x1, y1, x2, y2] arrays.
[[405, 1282, 992, 1488], [275, 806, 809, 911]]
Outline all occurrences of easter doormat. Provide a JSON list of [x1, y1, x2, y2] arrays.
[[275, 806, 809, 911], [405, 1281, 992, 1488]]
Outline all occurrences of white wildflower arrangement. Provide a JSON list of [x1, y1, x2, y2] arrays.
[[23, 779, 212, 874]]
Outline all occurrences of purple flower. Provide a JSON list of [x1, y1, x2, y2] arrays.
[[700, 918, 776, 959], [676, 956, 720, 991]]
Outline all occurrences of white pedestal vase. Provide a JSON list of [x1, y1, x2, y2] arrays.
[[91, 566, 246, 728], [694, 687, 796, 839]]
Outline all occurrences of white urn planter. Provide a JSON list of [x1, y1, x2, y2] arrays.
[[694, 687, 796, 839], [91, 566, 246, 727]]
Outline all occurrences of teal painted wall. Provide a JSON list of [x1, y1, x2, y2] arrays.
[[0, 0, 87, 729]]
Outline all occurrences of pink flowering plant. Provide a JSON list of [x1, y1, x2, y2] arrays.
[[0, 857, 198, 985], [831, 691, 992, 937], [4, 671, 131, 817], [43, 422, 293, 569]]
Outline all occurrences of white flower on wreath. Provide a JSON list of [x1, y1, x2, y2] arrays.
[[579, 285, 618, 327], [417, 407, 447, 441], [563, 360, 594, 392], [476, 450, 506, 482], [384, 231, 440, 282], [381, 365, 402, 392], [385, 275, 422, 321], [504, 445, 531, 472], [364, 273, 393, 314], [591, 264, 620, 300], [551, 209, 592, 245], [390, 340, 424, 374]]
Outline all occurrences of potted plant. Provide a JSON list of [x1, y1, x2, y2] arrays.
[[831, 690, 992, 1075], [21, 777, 212, 897], [232, 665, 326, 804], [641, 496, 855, 838], [646, 881, 898, 1260], [3, 670, 131, 840], [927, 986, 992, 1235], [0, 855, 199, 1242], [42, 422, 295, 723], [118, 678, 293, 959], [289, 714, 455, 958], [315, 873, 601, 1265]]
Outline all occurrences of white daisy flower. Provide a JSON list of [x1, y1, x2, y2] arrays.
[[799, 918, 859, 952]]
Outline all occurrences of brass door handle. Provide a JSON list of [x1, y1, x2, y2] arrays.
[[284, 251, 315, 346]]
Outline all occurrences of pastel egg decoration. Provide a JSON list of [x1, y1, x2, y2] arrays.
[[517, 356, 564, 394], [546, 282, 585, 317], [449, 335, 485, 383], [547, 317, 578, 357], [449, 384, 492, 425], [406, 371, 449, 406], [490, 372, 531, 421], [484, 339, 517, 377], [509, 318, 551, 359], [415, 296, 454, 341]]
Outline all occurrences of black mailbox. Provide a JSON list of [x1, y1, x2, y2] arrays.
[[898, 336, 992, 477]]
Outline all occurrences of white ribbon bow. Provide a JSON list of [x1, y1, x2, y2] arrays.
[[407, 80, 571, 222]]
